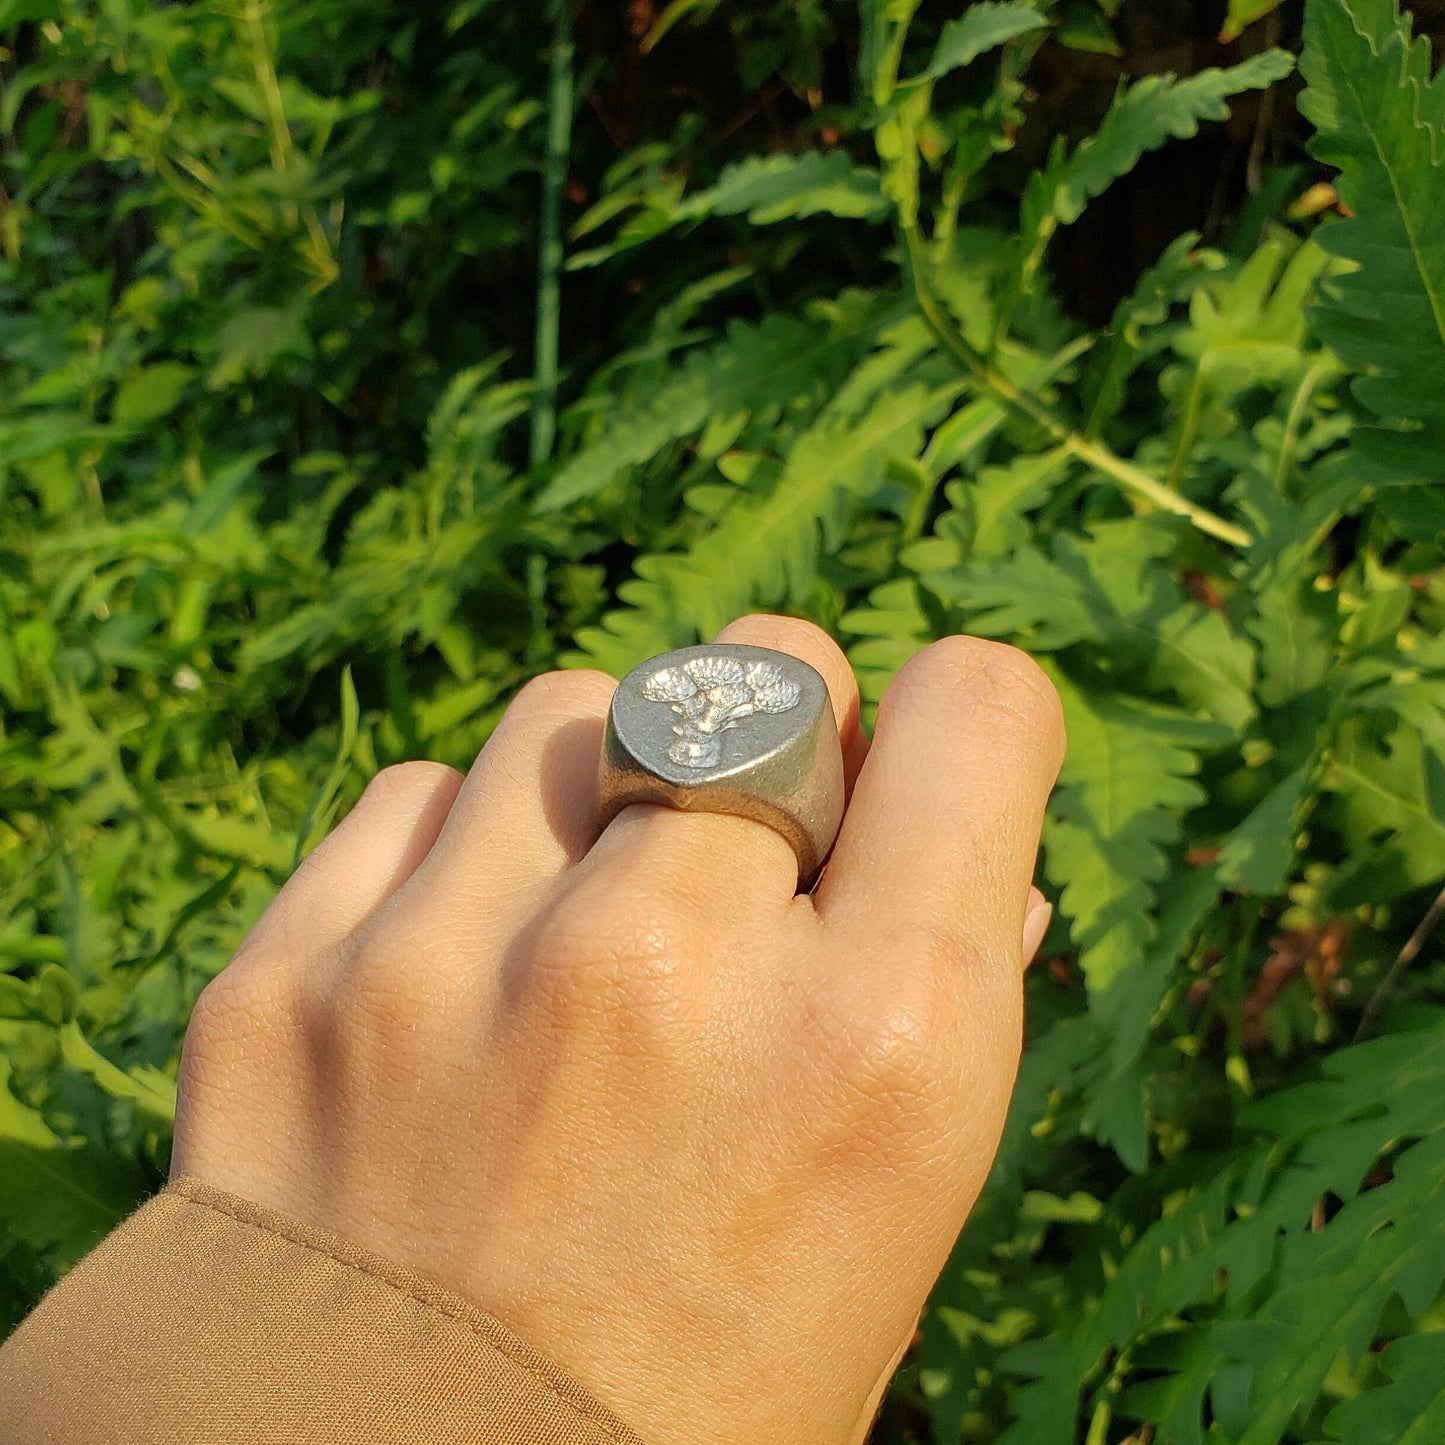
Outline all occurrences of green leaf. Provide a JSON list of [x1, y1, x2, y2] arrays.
[[905, 3, 1047, 86], [568, 151, 888, 267], [1225, 1131, 1445, 1443], [569, 320, 958, 673], [908, 447, 1071, 563], [1171, 235, 1333, 395], [673, 150, 888, 225], [998, 1011, 1445, 1442], [1250, 573, 1338, 706], [1215, 764, 1311, 894], [1220, 0, 1287, 44], [207, 303, 312, 388], [1009, 50, 1295, 308], [291, 665, 365, 868], [1056, 4, 1122, 57], [534, 307, 877, 511], [1323, 715, 1445, 900], [0, 0, 61, 25], [1299, 0, 1445, 536], [0, 1061, 146, 1274], [111, 362, 194, 427], [1043, 668, 1230, 998], [1325, 1332, 1445, 1444], [919, 518, 1257, 729]]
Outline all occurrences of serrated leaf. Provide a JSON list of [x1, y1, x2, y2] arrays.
[[1325, 1332, 1445, 1445], [206, 302, 311, 388], [673, 150, 888, 225], [905, 3, 1047, 86], [1323, 715, 1445, 899], [1043, 667, 1230, 998], [569, 321, 957, 673], [919, 518, 1257, 728], [1298, 0, 1445, 537], [1082, 865, 1224, 1169], [1009, 50, 1294, 308], [568, 151, 888, 267], [1226, 1131, 1445, 1444], [1215, 764, 1311, 894], [534, 309, 875, 512], [998, 1011, 1445, 1442], [1250, 573, 1338, 705]]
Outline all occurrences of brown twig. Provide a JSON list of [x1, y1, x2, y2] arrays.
[[1354, 878, 1445, 1042]]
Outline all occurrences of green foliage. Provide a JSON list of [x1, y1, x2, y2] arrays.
[[1007, 49, 1297, 321], [1298, 0, 1445, 538], [3, 0, 1444, 1440]]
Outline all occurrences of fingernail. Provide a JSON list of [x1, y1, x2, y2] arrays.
[[1022, 891, 1052, 969]]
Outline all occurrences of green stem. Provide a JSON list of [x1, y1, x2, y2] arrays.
[[901, 464, 942, 544], [530, 0, 574, 469], [239, 0, 292, 181], [1165, 362, 1208, 494], [901, 225, 1252, 549], [1273, 357, 1335, 494], [871, 0, 919, 106]]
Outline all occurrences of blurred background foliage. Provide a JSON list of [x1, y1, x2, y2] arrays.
[[2, 0, 1445, 1439]]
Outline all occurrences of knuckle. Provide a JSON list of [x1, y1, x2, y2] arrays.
[[892, 636, 1065, 744], [808, 958, 953, 1124], [314, 930, 431, 1035], [883, 915, 1007, 983], [185, 959, 288, 1066], [509, 667, 616, 720], [365, 759, 465, 802], [291, 935, 452, 1082], [292, 951, 352, 1051]]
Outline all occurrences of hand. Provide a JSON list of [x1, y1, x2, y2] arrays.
[[170, 615, 1064, 1445]]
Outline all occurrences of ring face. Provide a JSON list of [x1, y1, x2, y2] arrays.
[[597, 643, 846, 886], [640, 653, 802, 770]]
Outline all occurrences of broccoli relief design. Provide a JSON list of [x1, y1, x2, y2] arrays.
[[640, 654, 802, 769]]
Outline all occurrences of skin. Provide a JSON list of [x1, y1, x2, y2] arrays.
[[169, 615, 1064, 1445]]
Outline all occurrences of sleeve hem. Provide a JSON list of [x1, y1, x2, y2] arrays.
[[164, 1174, 643, 1443]]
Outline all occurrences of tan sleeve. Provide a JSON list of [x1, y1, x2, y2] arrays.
[[0, 1175, 652, 1445]]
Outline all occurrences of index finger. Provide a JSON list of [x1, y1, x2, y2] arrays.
[[811, 636, 1065, 964]]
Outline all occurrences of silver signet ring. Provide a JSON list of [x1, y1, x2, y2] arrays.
[[597, 643, 846, 888]]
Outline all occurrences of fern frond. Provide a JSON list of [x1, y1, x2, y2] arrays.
[[839, 574, 938, 719], [567, 151, 889, 269], [1322, 714, 1445, 902], [998, 1009, 1445, 1442], [1222, 1131, 1445, 1443], [1004, 49, 1294, 325], [902, 3, 1047, 88], [1324, 1331, 1445, 1444], [534, 306, 881, 512], [1299, 0, 1445, 538], [567, 319, 960, 674], [1042, 668, 1231, 999], [916, 517, 1257, 727]]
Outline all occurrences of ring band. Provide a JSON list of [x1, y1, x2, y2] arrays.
[[596, 643, 846, 887]]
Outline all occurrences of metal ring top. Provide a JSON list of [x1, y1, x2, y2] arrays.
[[596, 643, 846, 887]]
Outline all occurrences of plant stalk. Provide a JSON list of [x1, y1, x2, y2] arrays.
[[1356, 879, 1445, 1041], [901, 224, 1253, 549], [530, 0, 575, 468]]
